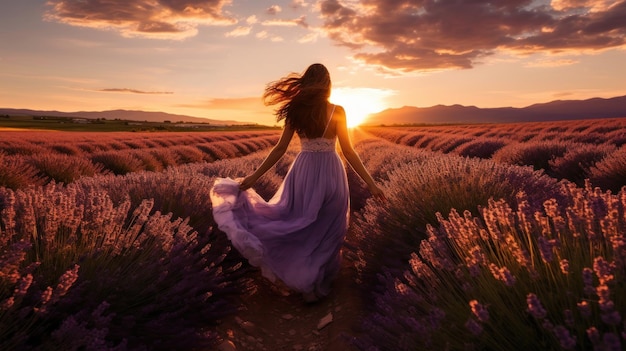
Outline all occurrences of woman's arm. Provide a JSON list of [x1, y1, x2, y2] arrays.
[[239, 123, 295, 190], [335, 106, 386, 200]]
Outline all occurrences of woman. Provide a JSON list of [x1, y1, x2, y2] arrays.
[[210, 63, 384, 302]]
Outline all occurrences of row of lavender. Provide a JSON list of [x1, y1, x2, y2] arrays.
[[365, 118, 626, 193], [0, 138, 301, 350], [0, 131, 280, 189], [346, 129, 626, 350]]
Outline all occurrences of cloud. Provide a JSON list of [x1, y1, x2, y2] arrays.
[[44, 0, 236, 40], [261, 15, 308, 28], [524, 58, 579, 68], [551, 0, 616, 12], [255, 30, 284, 42], [290, 0, 309, 9], [225, 26, 252, 37], [298, 32, 319, 43], [266, 5, 282, 15], [99, 88, 174, 94], [318, 0, 626, 72]]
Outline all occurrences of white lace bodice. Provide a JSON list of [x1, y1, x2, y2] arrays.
[[300, 137, 336, 152]]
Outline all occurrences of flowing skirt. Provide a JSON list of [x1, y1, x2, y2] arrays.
[[210, 150, 349, 296]]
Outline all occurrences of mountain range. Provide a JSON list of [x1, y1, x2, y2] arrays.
[[2, 94, 626, 127], [364, 95, 626, 125]]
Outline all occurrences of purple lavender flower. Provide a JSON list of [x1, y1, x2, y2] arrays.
[[505, 235, 531, 268], [410, 254, 437, 283], [601, 311, 622, 326], [537, 236, 554, 263], [559, 259, 570, 274], [593, 256, 615, 285], [527, 293, 547, 319], [0, 297, 14, 310], [51, 264, 80, 304], [466, 259, 481, 278], [428, 307, 446, 329], [586, 327, 601, 346], [582, 267, 595, 295], [489, 263, 516, 287], [596, 285, 615, 312], [469, 300, 489, 323], [603, 332, 622, 351], [37, 286, 53, 313], [553, 325, 576, 349], [577, 300, 592, 318], [12, 273, 33, 297], [465, 318, 483, 336], [469, 246, 486, 265], [500, 267, 516, 287]]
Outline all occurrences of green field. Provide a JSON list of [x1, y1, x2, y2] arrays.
[[0, 115, 277, 132]]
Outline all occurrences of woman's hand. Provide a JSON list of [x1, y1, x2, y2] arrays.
[[368, 184, 387, 203], [239, 175, 258, 191]]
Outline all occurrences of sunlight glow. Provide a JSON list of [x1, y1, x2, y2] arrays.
[[330, 87, 394, 127]]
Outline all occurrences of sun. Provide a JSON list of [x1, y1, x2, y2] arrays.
[[329, 87, 391, 128]]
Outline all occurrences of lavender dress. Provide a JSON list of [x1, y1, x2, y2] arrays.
[[210, 109, 349, 297]]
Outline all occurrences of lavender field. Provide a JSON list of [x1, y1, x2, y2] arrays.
[[1, 118, 625, 350]]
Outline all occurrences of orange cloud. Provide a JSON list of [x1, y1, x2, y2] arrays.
[[44, 0, 236, 39], [225, 26, 252, 37], [261, 15, 308, 28], [99, 88, 174, 94], [319, 0, 626, 72]]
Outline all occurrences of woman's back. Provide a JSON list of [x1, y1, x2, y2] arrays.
[[298, 103, 337, 140]]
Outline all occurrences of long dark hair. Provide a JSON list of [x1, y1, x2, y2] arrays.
[[263, 63, 331, 138]]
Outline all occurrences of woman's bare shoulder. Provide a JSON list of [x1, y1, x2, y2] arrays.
[[332, 104, 346, 118]]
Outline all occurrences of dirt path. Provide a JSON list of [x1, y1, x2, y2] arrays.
[[217, 257, 364, 351]]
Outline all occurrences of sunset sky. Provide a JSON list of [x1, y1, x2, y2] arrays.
[[1, 0, 625, 126]]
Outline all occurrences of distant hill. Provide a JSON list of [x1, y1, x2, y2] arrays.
[[0, 108, 254, 126], [365, 95, 626, 125]]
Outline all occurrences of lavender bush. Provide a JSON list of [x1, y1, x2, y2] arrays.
[[0, 152, 44, 190], [454, 137, 508, 159], [351, 181, 626, 351], [169, 145, 206, 164], [348, 136, 432, 210], [428, 136, 475, 154], [549, 143, 616, 186], [77, 161, 239, 235], [126, 149, 165, 172], [492, 140, 570, 175], [349, 153, 564, 287], [50, 143, 83, 156], [29, 153, 105, 184], [0, 177, 251, 350], [148, 148, 181, 169], [588, 146, 626, 193], [352, 131, 432, 182], [90, 151, 145, 175]]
